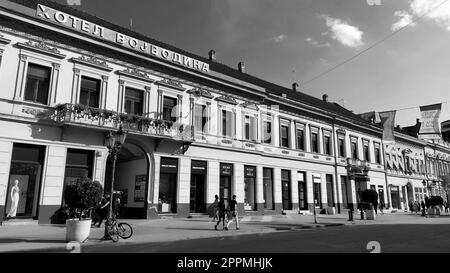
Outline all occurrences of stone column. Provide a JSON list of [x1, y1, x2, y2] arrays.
[[255, 165, 264, 213], [206, 161, 220, 207], [177, 94, 183, 123], [157, 89, 163, 119], [177, 158, 191, 218], [233, 163, 245, 214], [273, 168, 282, 213], [306, 171, 315, 212], [291, 170, 299, 210]]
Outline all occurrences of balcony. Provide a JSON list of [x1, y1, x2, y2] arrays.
[[51, 104, 194, 141]]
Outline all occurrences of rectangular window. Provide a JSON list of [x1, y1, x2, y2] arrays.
[[323, 134, 332, 156], [244, 115, 256, 141], [280, 124, 290, 148], [374, 143, 381, 164], [124, 87, 143, 116], [263, 120, 272, 144], [351, 138, 358, 160], [79, 76, 100, 108], [296, 128, 305, 151], [221, 110, 234, 137], [194, 104, 208, 134], [363, 141, 370, 162], [162, 96, 178, 122], [338, 138, 345, 158], [24, 63, 51, 105], [311, 131, 319, 153]]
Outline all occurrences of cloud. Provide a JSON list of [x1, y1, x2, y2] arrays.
[[305, 37, 331, 48], [320, 15, 364, 48], [66, 0, 81, 5], [395, 0, 450, 31], [271, 34, 287, 43], [391, 10, 416, 31]]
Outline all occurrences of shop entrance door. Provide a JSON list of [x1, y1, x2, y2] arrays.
[[5, 144, 46, 219], [190, 174, 206, 213], [391, 186, 400, 209], [220, 163, 233, 208], [281, 170, 292, 210]]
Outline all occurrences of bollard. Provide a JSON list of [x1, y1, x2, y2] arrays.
[[360, 210, 365, 220], [348, 210, 353, 221]]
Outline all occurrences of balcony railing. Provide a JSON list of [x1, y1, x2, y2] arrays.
[[52, 104, 194, 141]]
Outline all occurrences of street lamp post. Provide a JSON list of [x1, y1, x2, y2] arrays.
[[104, 128, 127, 220]]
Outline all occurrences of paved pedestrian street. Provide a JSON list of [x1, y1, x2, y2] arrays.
[[2, 213, 450, 253]]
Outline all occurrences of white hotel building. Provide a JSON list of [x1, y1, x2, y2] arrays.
[[0, 0, 449, 224]]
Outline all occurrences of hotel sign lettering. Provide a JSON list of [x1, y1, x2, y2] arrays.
[[36, 4, 210, 73]]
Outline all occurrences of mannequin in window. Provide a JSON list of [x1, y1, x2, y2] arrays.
[[6, 180, 20, 219]]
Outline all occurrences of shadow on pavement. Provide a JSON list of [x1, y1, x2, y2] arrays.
[[0, 238, 67, 244]]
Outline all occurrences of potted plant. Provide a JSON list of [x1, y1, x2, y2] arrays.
[[63, 177, 103, 243], [361, 189, 378, 220]]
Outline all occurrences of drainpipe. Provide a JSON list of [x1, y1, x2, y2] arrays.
[[382, 142, 391, 209], [332, 116, 341, 214]]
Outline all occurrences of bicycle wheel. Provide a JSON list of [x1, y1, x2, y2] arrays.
[[108, 226, 120, 243], [117, 222, 133, 239]]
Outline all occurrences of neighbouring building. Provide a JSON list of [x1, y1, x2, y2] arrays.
[[0, 0, 449, 224]]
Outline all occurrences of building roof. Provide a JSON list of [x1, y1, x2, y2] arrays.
[[5, 0, 378, 127]]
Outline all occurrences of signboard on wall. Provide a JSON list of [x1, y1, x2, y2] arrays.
[[36, 4, 210, 73], [134, 175, 146, 203]]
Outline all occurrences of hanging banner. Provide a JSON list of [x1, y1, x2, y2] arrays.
[[419, 103, 442, 138], [379, 111, 397, 143]]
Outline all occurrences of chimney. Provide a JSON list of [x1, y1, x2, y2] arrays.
[[208, 50, 216, 61], [322, 94, 329, 102], [238, 62, 245, 73], [292, 82, 299, 92]]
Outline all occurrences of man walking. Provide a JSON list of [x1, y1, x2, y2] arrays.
[[226, 195, 240, 230], [215, 198, 227, 231]]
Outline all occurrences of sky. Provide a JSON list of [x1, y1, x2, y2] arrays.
[[56, 0, 450, 128]]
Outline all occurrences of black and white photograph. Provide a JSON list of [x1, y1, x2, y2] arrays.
[[0, 0, 450, 265]]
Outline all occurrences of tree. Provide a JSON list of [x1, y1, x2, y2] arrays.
[[63, 177, 103, 221]]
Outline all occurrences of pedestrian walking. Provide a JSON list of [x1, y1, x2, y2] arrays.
[[379, 200, 385, 215], [226, 195, 240, 230], [214, 198, 227, 231], [213, 195, 219, 221]]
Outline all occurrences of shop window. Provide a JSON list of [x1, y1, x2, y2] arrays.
[[24, 63, 51, 105], [244, 166, 256, 211], [79, 76, 100, 108], [326, 174, 334, 207], [313, 182, 322, 208], [263, 168, 274, 210], [124, 87, 143, 116], [281, 170, 292, 210]]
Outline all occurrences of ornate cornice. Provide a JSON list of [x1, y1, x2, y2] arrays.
[[157, 78, 185, 91], [0, 34, 11, 45], [216, 95, 238, 105], [16, 40, 66, 59], [187, 88, 213, 99], [70, 55, 113, 72], [117, 67, 154, 83]]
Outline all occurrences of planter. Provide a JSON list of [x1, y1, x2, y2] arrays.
[[326, 207, 336, 215], [66, 219, 92, 243], [365, 209, 376, 220]]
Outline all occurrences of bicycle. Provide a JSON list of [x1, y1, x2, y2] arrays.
[[105, 216, 133, 243]]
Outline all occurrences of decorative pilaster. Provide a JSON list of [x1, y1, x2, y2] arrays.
[[177, 94, 183, 122], [144, 86, 151, 117], [100, 75, 109, 109], [117, 80, 125, 112], [71, 68, 81, 104], [50, 63, 61, 105], [14, 54, 28, 101], [157, 89, 163, 119]]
